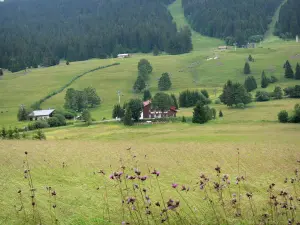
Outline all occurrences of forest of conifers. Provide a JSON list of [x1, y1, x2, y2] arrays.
[[0, 0, 299, 73], [275, 0, 300, 39], [0, 0, 191, 72], [181, 0, 282, 45]]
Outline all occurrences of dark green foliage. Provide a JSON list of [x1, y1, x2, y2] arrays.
[[143, 90, 152, 101], [255, 91, 270, 102], [182, 0, 281, 45], [17, 105, 28, 121], [261, 71, 269, 88], [138, 59, 153, 80], [13, 127, 20, 139], [152, 93, 173, 112], [166, 26, 193, 54], [127, 99, 143, 121], [289, 104, 300, 123], [219, 110, 223, 118], [1, 127, 7, 139], [0, 68, 3, 76], [275, 0, 300, 39], [200, 90, 209, 99], [278, 110, 289, 123], [47, 117, 61, 127], [284, 85, 300, 98], [0, 0, 192, 71], [248, 55, 254, 62], [181, 116, 186, 123], [273, 86, 283, 100], [112, 104, 125, 119], [211, 108, 217, 119], [244, 62, 251, 75], [153, 46, 159, 56], [133, 76, 146, 93], [66, 61, 70, 65], [179, 90, 210, 108], [82, 109, 92, 125], [28, 121, 50, 131], [269, 76, 278, 83], [32, 130, 46, 140], [52, 113, 67, 126], [236, 103, 245, 109], [158, 73, 172, 91], [170, 94, 179, 109], [295, 63, 300, 80], [7, 128, 14, 139], [244, 76, 257, 92], [284, 60, 294, 79], [123, 107, 133, 126], [220, 80, 252, 107], [192, 102, 211, 124], [64, 87, 101, 111]]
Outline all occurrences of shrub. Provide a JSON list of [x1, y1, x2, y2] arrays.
[[255, 91, 270, 102], [278, 110, 289, 123], [214, 99, 221, 104], [181, 116, 186, 123], [32, 130, 46, 140], [47, 117, 60, 127], [273, 86, 283, 99], [269, 76, 278, 83], [288, 104, 300, 123], [219, 110, 223, 117], [28, 120, 50, 130], [236, 103, 245, 109], [200, 89, 209, 98]]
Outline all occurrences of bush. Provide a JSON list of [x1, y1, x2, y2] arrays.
[[214, 99, 221, 104], [236, 103, 245, 109], [32, 130, 46, 140], [255, 91, 270, 102], [28, 120, 50, 130], [181, 116, 186, 123], [47, 117, 60, 127], [200, 89, 209, 98], [273, 86, 283, 100], [269, 76, 278, 83], [278, 110, 289, 123]]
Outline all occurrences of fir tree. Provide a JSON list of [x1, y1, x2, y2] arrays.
[[123, 107, 133, 126], [133, 76, 146, 93], [17, 105, 28, 121], [261, 71, 269, 88], [112, 104, 124, 119], [295, 63, 300, 80], [201, 89, 209, 98], [220, 80, 251, 106], [158, 72, 172, 91], [192, 102, 209, 124], [244, 76, 257, 92], [273, 86, 283, 99], [170, 94, 179, 109], [244, 62, 251, 74], [143, 90, 152, 101], [285, 60, 294, 78]]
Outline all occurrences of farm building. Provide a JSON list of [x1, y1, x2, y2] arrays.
[[140, 100, 177, 119], [28, 109, 55, 120], [117, 53, 131, 58], [218, 46, 228, 50]]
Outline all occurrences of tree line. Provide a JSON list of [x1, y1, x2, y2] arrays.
[[0, 0, 191, 72], [181, 0, 282, 45], [275, 0, 300, 39]]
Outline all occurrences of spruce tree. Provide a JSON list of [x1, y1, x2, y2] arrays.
[[112, 104, 124, 119], [285, 60, 294, 78], [261, 71, 269, 88], [170, 94, 179, 109], [244, 62, 251, 74], [192, 102, 209, 124], [273, 86, 283, 99], [244, 76, 257, 92], [17, 105, 28, 121], [158, 72, 172, 91], [124, 107, 133, 126], [295, 63, 300, 80], [143, 90, 152, 101]]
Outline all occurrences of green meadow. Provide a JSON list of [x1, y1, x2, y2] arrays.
[[0, 0, 300, 224]]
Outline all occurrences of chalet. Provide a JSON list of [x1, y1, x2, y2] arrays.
[[218, 46, 228, 50], [117, 53, 131, 58], [140, 100, 177, 119], [28, 109, 55, 121]]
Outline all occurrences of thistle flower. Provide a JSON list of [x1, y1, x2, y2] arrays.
[[126, 197, 136, 204], [151, 169, 160, 177], [246, 192, 253, 199], [139, 176, 147, 181], [134, 168, 141, 176], [172, 183, 178, 188], [155, 202, 160, 207], [51, 191, 57, 196], [215, 165, 221, 174], [109, 174, 114, 180]]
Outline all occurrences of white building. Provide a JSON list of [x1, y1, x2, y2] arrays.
[[117, 53, 131, 58], [28, 109, 55, 120]]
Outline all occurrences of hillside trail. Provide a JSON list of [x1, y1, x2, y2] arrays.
[[168, 0, 223, 52], [264, 0, 288, 43]]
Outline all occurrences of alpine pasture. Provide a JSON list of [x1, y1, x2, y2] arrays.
[[0, 0, 300, 224]]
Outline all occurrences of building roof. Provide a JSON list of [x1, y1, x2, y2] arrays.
[[170, 106, 177, 112], [143, 100, 151, 107], [29, 109, 55, 117]]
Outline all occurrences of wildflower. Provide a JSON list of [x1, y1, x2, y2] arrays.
[[145, 209, 151, 215], [155, 202, 160, 207], [51, 191, 56, 196], [121, 221, 130, 225], [139, 176, 147, 181], [284, 178, 288, 183], [143, 188, 147, 193], [151, 169, 160, 177], [133, 184, 139, 189], [181, 185, 186, 191], [126, 175, 136, 180], [246, 192, 253, 199], [172, 183, 178, 188], [109, 174, 114, 180], [126, 197, 136, 204], [134, 168, 141, 176], [215, 165, 221, 174]]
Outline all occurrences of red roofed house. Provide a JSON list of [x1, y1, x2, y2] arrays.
[[140, 100, 177, 119]]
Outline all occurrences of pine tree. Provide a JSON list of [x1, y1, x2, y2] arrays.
[[219, 110, 223, 117], [158, 72, 172, 91], [295, 63, 300, 80], [273, 86, 283, 99], [17, 105, 28, 121], [261, 71, 269, 88], [285, 60, 294, 78], [133, 76, 146, 92], [123, 107, 133, 126], [170, 94, 179, 109], [143, 90, 152, 101], [112, 104, 124, 119], [244, 62, 251, 74], [244, 76, 257, 92]]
